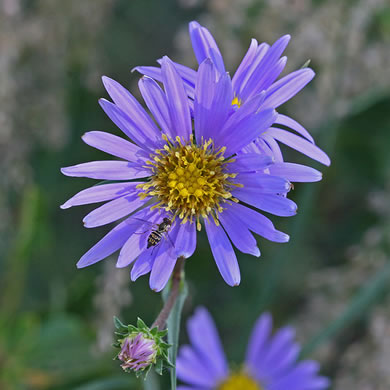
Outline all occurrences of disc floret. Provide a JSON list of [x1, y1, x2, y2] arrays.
[[139, 135, 239, 229]]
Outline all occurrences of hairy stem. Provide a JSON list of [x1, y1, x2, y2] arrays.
[[152, 256, 185, 330]]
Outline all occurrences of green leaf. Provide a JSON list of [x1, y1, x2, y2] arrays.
[[300, 59, 311, 68], [137, 317, 148, 329], [113, 316, 126, 331], [163, 280, 188, 390], [154, 359, 163, 376]]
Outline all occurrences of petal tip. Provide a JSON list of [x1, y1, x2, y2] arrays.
[[60, 167, 71, 176], [76, 260, 85, 269], [60, 202, 70, 209], [281, 233, 290, 243], [253, 247, 261, 257]]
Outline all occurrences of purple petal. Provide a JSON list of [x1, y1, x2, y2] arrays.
[[220, 92, 266, 137], [236, 42, 270, 97], [177, 345, 220, 388], [223, 202, 289, 243], [258, 56, 287, 93], [275, 114, 314, 143], [198, 71, 233, 144], [240, 35, 291, 101], [161, 56, 192, 141], [222, 108, 278, 156], [130, 248, 155, 281], [83, 193, 146, 228], [186, 307, 229, 381], [246, 313, 273, 369], [82, 131, 147, 163], [236, 172, 291, 194], [194, 58, 217, 143], [76, 217, 139, 268], [61, 161, 150, 180], [268, 163, 322, 182], [232, 38, 259, 92], [189, 21, 225, 72], [156, 58, 197, 93], [219, 210, 260, 256], [120, 209, 163, 268], [99, 99, 158, 150], [138, 76, 172, 137], [60, 182, 139, 209], [205, 221, 240, 286], [261, 327, 295, 375], [174, 222, 196, 259], [233, 189, 297, 217], [266, 128, 331, 166], [149, 240, 177, 292], [228, 153, 273, 173], [101, 76, 161, 141], [165, 61, 197, 88], [117, 230, 146, 268], [270, 361, 329, 390], [263, 68, 315, 109], [132, 65, 163, 82], [261, 134, 284, 162], [266, 342, 300, 378], [241, 137, 276, 160]]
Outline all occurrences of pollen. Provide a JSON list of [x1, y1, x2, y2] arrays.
[[138, 135, 239, 229], [231, 96, 242, 108], [218, 372, 261, 390]]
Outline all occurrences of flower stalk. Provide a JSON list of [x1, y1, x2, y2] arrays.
[[152, 256, 186, 330]]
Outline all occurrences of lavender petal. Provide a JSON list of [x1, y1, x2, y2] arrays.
[[205, 221, 240, 286], [266, 128, 331, 166], [61, 161, 150, 180]]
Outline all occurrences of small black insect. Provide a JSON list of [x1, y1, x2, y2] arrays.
[[146, 217, 173, 249]]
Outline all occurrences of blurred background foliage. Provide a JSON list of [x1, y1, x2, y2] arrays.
[[1, 0, 390, 389]]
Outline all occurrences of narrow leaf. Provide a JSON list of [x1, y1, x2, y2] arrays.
[[163, 280, 188, 390]]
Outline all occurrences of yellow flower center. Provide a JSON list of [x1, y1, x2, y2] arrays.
[[231, 96, 242, 108], [138, 135, 240, 230], [218, 372, 261, 390]]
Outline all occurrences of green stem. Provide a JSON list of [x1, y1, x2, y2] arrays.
[[160, 257, 188, 390], [152, 256, 185, 330]]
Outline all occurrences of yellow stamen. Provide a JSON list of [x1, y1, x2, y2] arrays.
[[231, 96, 242, 108], [139, 135, 239, 224], [218, 372, 261, 390]]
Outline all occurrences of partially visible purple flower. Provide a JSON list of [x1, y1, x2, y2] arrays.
[[177, 307, 330, 390], [118, 333, 157, 372], [135, 21, 330, 168]]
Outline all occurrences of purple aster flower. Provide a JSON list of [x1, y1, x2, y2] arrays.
[[177, 307, 330, 390], [61, 56, 319, 291], [135, 21, 330, 169], [118, 333, 157, 372]]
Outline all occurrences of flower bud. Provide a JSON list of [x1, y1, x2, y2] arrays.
[[118, 333, 157, 372], [113, 317, 171, 378]]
